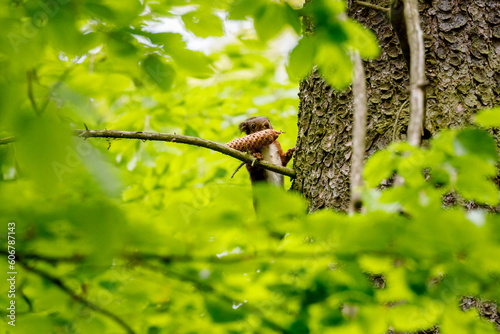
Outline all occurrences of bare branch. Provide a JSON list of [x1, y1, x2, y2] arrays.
[[404, 0, 426, 146], [349, 51, 368, 214], [73, 129, 296, 178], [16, 257, 136, 334], [231, 162, 246, 178]]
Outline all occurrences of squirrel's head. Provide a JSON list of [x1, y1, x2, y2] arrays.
[[238, 116, 273, 135]]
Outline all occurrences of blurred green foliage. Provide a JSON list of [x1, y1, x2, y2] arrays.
[[0, 0, 499, 333]]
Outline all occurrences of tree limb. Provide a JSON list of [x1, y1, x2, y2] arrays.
[[1, 250, 332, 265], [73, 129, 296, 178], [0, 130, 296, 177], [349, 51, 367, 214], [16, 257, 136, 334], [404, 0, 426, 146]]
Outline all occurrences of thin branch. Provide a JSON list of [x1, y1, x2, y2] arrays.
[[131, 251, 332, 264], [27, 70, 40, 115], [231, 162, 246, 178], [349, 51, 367, 214], [392, 99, 409, 141], [39, 66, 74, 114], [73, 129, 296, 178], [354, 0, 389, 12], [16, 257, 136, 334], [2, 250, 333, 265], [0, 137, 15, 145], [404, 0, 426, 146], [11, 252, 85, 264]]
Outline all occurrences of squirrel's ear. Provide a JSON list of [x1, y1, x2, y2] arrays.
[[239, 121, 249, 134], [239, 117, 256, 133]]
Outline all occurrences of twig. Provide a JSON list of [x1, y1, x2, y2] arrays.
[[16, 257, 136, 334], [404, 0, 426, 146], [392, 99, 409, 141], [39, 66, 73, 114], [231, 162, 246, 178], [0, 137, 15, 145], [349, 51, 368, 214], [73, 129, 296, 178], [355, 0, 389, 12], [27, 70, 40, 115]]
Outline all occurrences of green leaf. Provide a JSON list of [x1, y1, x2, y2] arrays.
[[287, 37, 317, 81], [204, 295, 246, 323], [343, 20, 380, 59], [108, 30, 138, 57], [148, 33, 213, 76], [84, 3, 116, 21], [253, 183, 307, 224], [149, 32, 187, 50], [254, 3, 287, 42], [14, 114, 71, 190], [453, 129, 498, 162], [122, 184, 145, 202], [185, 124, 199, 137], [475, 106, 500, 128], [48, 8, 92, 55], [229, 0, 266, 20], [316, 42, 353, 89], [457, 176, 499, 205], [170, 49, 213, 78], [388, 301, 442, 332], [284, 3, 302, 35], [141, 55, 176, 91], [100, 0, 144, 25], [364, 149, 398, 188], [441, 306, 498, 334], [68, 70, 135, 96], [182, 10, 224, 38]]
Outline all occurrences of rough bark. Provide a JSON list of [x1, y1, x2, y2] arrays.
[[292, 0, 500, 212]]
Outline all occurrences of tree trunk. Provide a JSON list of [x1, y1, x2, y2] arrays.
[[291, 0, 500, 212]]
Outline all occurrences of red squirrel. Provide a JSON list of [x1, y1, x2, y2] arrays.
[[238, 116, 296, 187]]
